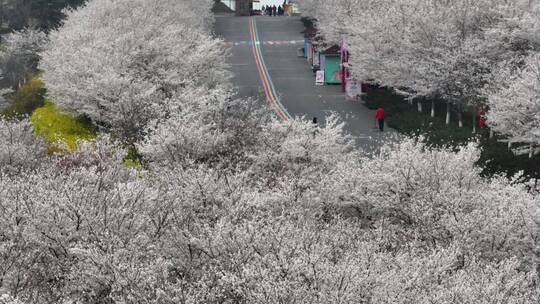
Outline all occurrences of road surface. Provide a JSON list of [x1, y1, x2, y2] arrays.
[[214, 15, 390, 149]]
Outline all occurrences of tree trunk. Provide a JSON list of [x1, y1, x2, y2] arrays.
[[489, 129, 494, 139], [458, 109, 463, 128], [417, 100, 422, 113], [529, 144, 534, 159], [445, 102, 451, 125], [472, 114, 476, 133], [431, 100, 435, 118]]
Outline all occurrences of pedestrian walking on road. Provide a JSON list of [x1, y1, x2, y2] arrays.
[[375, 107, 386, 131], [312, 117, 319, 135], [272, 5, 277, 16]]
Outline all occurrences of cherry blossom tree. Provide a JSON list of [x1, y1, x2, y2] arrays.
[[1, 121, 538, 303], [0, 118, 46, 173], [0, 28, 46, 89], [303, 0, 540, 127], [345, 0, 499, 125], [300, 0, 358, 44], [487, 52, 540, 155], [0, 294, 25, 304], [40, 0, 230, 143], [1, 1, 539, 302]]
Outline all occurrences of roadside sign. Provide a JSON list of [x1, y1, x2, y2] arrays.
[[316, 70, 324, 85], [345, 78, 362, 100]]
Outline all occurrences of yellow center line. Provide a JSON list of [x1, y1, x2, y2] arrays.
[[249, 17, 288, 121]]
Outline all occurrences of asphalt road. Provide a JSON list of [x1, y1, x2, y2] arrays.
[[214, 15, 391, 150]]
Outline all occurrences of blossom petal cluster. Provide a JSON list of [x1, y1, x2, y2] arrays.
[[0, 0, 538, 302]]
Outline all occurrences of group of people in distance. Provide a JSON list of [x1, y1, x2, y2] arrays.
[[262, 5, 285, 16]]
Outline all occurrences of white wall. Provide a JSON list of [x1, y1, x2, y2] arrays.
[[253, 0, 261, 10], [221, 0, 288, 11], [260, 0, 287, 7], [221, 0, 235, 10]]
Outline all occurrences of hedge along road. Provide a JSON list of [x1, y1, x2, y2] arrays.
[[214, 15, 394, 151]]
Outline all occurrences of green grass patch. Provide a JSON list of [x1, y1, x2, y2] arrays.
[[478, 134, 540, 179], [123, 145, 142, 169], [389, 111, 475, 146], [31, 101, 96, 152], [362, 86, 540, 178], [2, 73, 46, 118], [30, 100, 143, 169]]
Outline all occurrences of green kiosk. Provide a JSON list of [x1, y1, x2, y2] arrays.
[[319, 45, 342, 85]]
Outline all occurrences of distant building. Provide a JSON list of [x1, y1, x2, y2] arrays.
[[219, 0, 258, 16], [235, 0, 253, 16]]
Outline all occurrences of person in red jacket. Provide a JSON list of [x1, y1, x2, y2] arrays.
[[375, 107, 386, 131], [477, 109, 486, 129]]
